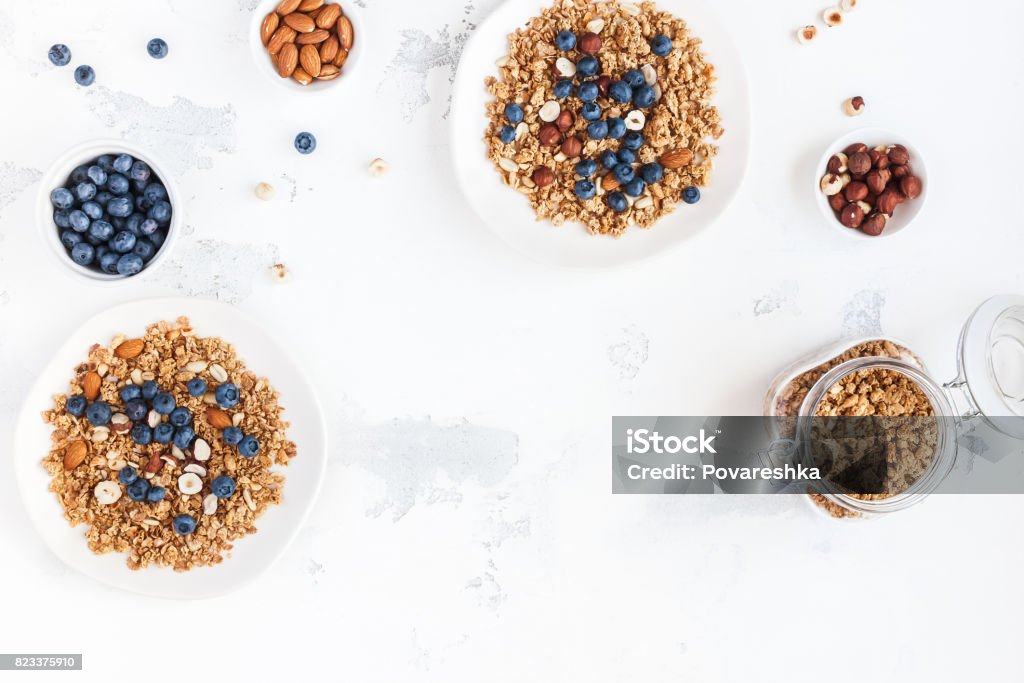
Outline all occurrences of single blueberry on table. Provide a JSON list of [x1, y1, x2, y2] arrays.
[[141, 380, 159, 401], [640, 162, 664, 184], [88, 220, 114, 243], [65, 395, 87, 417], [120, 384, 143, 402], [131, 423, 153, 445], [613, 163, 635, 184], [139, 218, 160, 236], [617, 149, 636, 165], [124, 398, 148, 421], [154, 423, 175, 444], [152, 392, 176, 415], [600, 150, 619, 169], [107, 173, 129, 195], [173, 514, 197, 535], [133, 238, 156, 261], [116, 253, 144, 276], [81, 200, 103, 220], [215, 382, 240, 409], [580, 102, 601, 121], [623, 177, 646, 197], [586, 120, 608, 140], [70, 165, 91, 183], [146, 38, 168, 59], [86, 165, 107, 187], [169, 407, 192, 427], [86, 401, 112, 426], [143, 183, 166, 203], [70, 241, 95, 266], [237, 435, 260, 458], [503, 103, 524, 124], [651, 34, 673, 57], [106, 196, 133, 218], [553, 79, 573, 99], [54, 209, 72, 228], [73, 181, 96, 202], [577, 81, 598, 103], [682, 186, 701, 204], [575, 158, 597, 177], [112, 154, 133, 174], [211, 475, 236, 499], [187, 377, 207, 397], [498, 125, 515, 144], [607, 191, 628, 213], [118, 466, 138, 486], [294, 131, 317, 154], [576, 56, 599, 77], [127, 478, 151, 501], [623, 131, 644, 151], [50, 187, 74, 209], [633, 84, 656, 108], [623, 69, 645, 87], [608, 80, 633, 103], [48, 44, 71, 66], [146, 486, 166, 503], [174, 426, 196, 450], [222, 426, 244, 447], [148, 201, 171, 224], [554, 30, 577, 51], [60, 230, 82, 250], [573, 179, 596, 200], [74, 64, 95, 86], [110, 230, 137, 253], [607, 117, 626, 139], [94, 191, 112, 206]]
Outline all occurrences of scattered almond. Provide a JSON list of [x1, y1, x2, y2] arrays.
[[82, 371, 101, 400], [63, 440, 88, 470], [659, 148, 693, 169], [206, 407, 233, 430]]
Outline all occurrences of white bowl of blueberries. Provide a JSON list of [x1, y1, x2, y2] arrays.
[[37, 139, 180, 282]]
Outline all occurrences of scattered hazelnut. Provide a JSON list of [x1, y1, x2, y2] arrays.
[[843, 96, 865, 117], [861, 212, 887, 237], [596, 75, 611, 95], [538, 124, 562, 147], [824, 9, 843, 26], [840, 0, 859, 10], [826, 152, 848, 174], [844, 180, 868, 202], [843, 142, 868, 156], [531, 166, 555, 188], [820, 173, 844, 196], [578, 32, 602, 55], [900, 175, 923, 199], [828, 193, 847, 212], [254, 181, 275, 200], [839, 202, 864, 228], [368, 158, 390, 176], [797, 25, 817, 44], [887, 144, 910, 166], [270, 263, 292, 283], [561, 136, 583, 158], [847, 151, 872, 177], [555, 110, 574, 132]]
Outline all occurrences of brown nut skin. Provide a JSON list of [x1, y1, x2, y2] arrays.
[[560, 136, 583, 158], [891, 164, 911, 179], [887, 144, 910, 165], [865, 169, 891, 195], [596, 76, 611, 95], [578, 32, 602, 55], [868, 149, 890, 170], [555, 110, 574, 133], [843, 142, 868, 155], [900, 175, 923, 199], [839, 203, 865, 228], [531, 167, 555, 188], [876, 189, 905, 216], [847, 151, 872, 177], [538, 124, 562, 147], [844, 180, 869, 202], [861, 212, 888, 237], [828, 193, 847, 212], [826, 154, 845, 174]]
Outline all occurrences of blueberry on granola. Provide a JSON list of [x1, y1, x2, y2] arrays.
[[118, 466, 138, 486], [152, 392, 176, 415], [498, 125, 515, 144], [580, 102, 601, 121], [211, 475, 237, 499], [633, 85, 656, 108], [553, 79, 573, 99], [173, 514, 197, 535], [651, 34, 673, 57], [124, 398, 148, 422], [607, 191, 628, 213], [623, 69, 645, 87], [623, 132, 644, 151], [617, 149, 636, 166], [577, 81, 598, 102], [640, 162, 664, 184], [623, 177, 646, 197], [131, 424, 153, 445], [65, 395, 87, 417], [575, 158, 597, 177], [174, 426, 196, 450], [169, 407, 192, 427], [613, 164, 635, 184], [238, 435, 260, 458], [222, 426, 244, 447], [608, 80, 632, 103], [215, 383, 240, 409], [683, 186, 701, 204], [586, 120, 608, 140], [600, 151, 619, 169], [573, 179, 596, 200], [141, 380, 159, 401], [576, 56, 599, 77], [554, 30, 577, 51], [146, 486, 166, 503], [127, 478, 151, 501], [154, 423, 175, 445], [607, 117, 626, 139], [187, 377, 207, 397], [503, 103, 524, 124]]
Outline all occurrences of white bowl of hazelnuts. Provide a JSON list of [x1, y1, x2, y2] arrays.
[[816, 127, 927, 239]]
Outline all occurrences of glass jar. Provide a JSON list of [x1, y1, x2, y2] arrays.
[[764, 295, 1024, 516]]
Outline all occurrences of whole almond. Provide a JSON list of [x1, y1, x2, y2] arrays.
[[292, 67, 313, 85], [316, 3, 341, 28], [82, 371, 101, 400], [283, 12, 316, 33], [299, 44, 321, 76], [276, 0, 302, 12], [319, 36, 339, 62], [337, 15, 354, 49], [267, 25, 297, 55], [602, 174, 620, 191], [206, 407, 233, 430], [63, 440, 88, 471], [659, 148, 693, 169], [297, 0, 324, 9], [317, 63, 340, 80], [277, 42, 298, 77], [261, 12, 280, 46], [333, 47, 349, 67], [114, 338, 144, 359], [296, 28, 330, 44]]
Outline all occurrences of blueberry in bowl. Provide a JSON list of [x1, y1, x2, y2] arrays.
[[38, 141, 179, 282]]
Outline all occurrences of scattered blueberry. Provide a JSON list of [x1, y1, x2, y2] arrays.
[[173, 514, 197, 535], [169, 407, 192, 428], [146, 486, 166, 503], [600, 151, 619, 169], [577, 81, 598, 102], [48, 44, 71, 66], [88, 220, 114, 243], [50, 187, 74, 209], [617, 149, 636, 165], [74, 64, 95, 86], [187, 378, 207, 397], [575, 158, 597, 177], [613, 163, 635, 184], [580, 102, 601, 121], [141, 380, 158, 401], [211, 475, 237, 499], [498, 125, 515, 144], [623, 177, 646, 197], [640, 162, 664, 184], [116, 253, 144, 276], [237, 435, 260, 458], [118, 466, 138, 486], [503, 103, 524, 124], [651, 34, 673, 57], [553, 79, 573, 99], [60, 230, 83, 250], [154, 423, 175, 444], [110, 230, 137, 253], [607, 117, 626, 139], [682, 186, 701, 204], [65, 395, 87, 417], [574, 179, 596, 200], [607, 191, 629, 213], [85, 401, 111, 426], [632, 84, 656, 108], [129, 160, 151, 182], [222, 427, 244, 447], [576, 56, 599, 77], [215, 383, 240, 409], [70, 242, 95, 266], [554, 30, 577, 51], [173, 426, 196, 450], [608, 80, 633, 103], [152, 392, 176, 415], [623, 69, 645, 87], [586, 120, 608, 140], [146, 38, 168, 59], [131, 424, 153, 445], [623, 132, 644, 151], [127, 478, 151, 501]]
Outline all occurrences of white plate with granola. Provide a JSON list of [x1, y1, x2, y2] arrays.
[[451, 0, 750, 269], [13, 298, 327, 599]]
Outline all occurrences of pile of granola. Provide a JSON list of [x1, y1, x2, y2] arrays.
[[484, 0, 722, 236], [41, 317, 296, 571]]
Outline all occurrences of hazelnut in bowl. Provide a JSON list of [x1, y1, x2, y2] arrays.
[[36, 139, 181, 284], [250, 0, 363, 93], [815, 127, 927, 239]]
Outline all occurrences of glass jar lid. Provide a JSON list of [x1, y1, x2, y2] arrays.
[[956, 295, 1024, 437]]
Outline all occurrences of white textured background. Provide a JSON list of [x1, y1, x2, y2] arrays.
[[1, 0, 1023, 681]]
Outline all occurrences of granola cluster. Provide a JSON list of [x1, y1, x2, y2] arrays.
[[484, 0, 722, 236], [41, 317, 296, 571]]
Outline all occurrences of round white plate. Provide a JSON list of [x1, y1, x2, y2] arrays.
[[13, 298, 327, 599], [450, 0, 751, 269]]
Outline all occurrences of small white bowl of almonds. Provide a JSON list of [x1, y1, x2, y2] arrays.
[[251, 0, 362, 92]]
